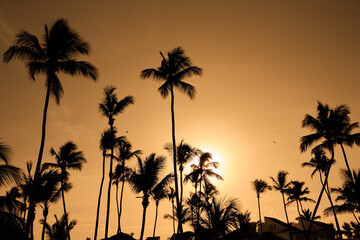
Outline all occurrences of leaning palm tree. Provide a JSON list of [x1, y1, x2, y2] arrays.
[[3, 19, 98, 237], [128, 153, 166, 240], [94, 128, 118, 240], [252, 179, 271, 235], [286, 181, 315, 234], [270, 170, 291, 224], [112, 138, 141, 233], [141, 47, 202, 234], [99, 85, 134, 239], [151, 173, 173, 238], [300, 101, 351, 237], [45, 141, 86, 240], [301, 148, 342, 238]]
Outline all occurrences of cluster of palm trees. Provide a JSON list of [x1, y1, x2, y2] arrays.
[[2, 18, 360, 240]]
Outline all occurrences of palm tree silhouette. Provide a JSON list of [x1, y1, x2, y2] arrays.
[[128, 153, 166, 240], [94, 128, 119, 240], [252, 179, 271, 235], [141, 46, 202, 234], [45, 141, 86, 240], [167, 186, 177, 235], [99, 85, 134, 239], [165, 141, 198, 206], [300, 102, 352, 237], [286, 181, 315, 234], [41, 214, 77, 240], [112, 138, 141, 233], [151, 173, 173, 238], [270, 170, 291, 224], [3, 19, 97, 237], [301, 149, 342, 237], [0, 140, 21, 187]]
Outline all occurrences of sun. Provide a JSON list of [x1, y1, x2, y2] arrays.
[[187, 146, 224, 177]]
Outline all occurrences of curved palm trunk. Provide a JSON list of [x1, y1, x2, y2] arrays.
[[115, 183, 120, 233], [257, 195, 263, 235], [180, 168, 184, 206], [105, 124, 115, 239], [94, 153, 106, 240], [170, 88, 182, 234], [26, 87, 51, 238], [153, 202, 159, 238], [297, 201, 307, 239], [140, 196, 149, 240], [281, 192, 290, 224], [340, 143, 354, 183], [61, 181, 71, 240], [306, 147, 334, 240], [320, 174, 343, 239], [119, 179, 125, 233], [171, 198, 175, 234], [41, 203, 49, 240]]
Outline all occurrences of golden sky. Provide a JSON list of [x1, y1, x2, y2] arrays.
[[1, 1, 360, 239]]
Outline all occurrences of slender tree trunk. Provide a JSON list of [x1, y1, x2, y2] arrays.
[[352, 212, 360, 225], [180, 169, 184, 206], [140, 196, 149, 240], [281, 192, 290, 224], [119, 179, 125, 233], [105, 123, 115, 239], [340, 143, 354, 183], [172, 198, 175, 235], [41, 204, 49, 240], [26, 87, 51, 238], [170, 88, 182, 234], [153, 202, 159, 238], [116, 183, 120, 233], [94, 153, 106, 240], [306, 147, 334, 240], [61, 180, 71, 240], [297, 201, 307, 239], [257, 195, 263, 235]]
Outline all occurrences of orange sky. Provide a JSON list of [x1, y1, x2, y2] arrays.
[[1, 1, 360, 239]]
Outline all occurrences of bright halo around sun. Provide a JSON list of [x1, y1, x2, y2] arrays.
[[198, 146, 224, 177]]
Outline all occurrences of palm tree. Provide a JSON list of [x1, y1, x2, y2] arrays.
[[112, 138, 141, 233], [167, 186, 177, 235], [300, 101, 351, 236], [151, 173, 173, 238], [45, 141, 86, 240], [299, 208, 320, 221], [198, 196, 240, 240], [286, 181, 315, 233], [94, 128, 118, 240], [3, 20, 98, 237], [99, 85, 134, 239], [128, 153, 166, 240], [0, 140, 21, 187], [270, 170, 291, 225], [141, 46, 202, 234], [41, 214, 77, 240], [301, 148, 342, 238], [252, 179, 271, 235]]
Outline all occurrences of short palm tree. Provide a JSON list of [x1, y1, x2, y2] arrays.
[[128, 153, 166, 240], [3, 20, 97, 237], [286, 181, 315, 233], [45, 141, 86, 240], [98, 85, 134, 239], [151, 173, 173, 238], [167, 186, 177, 234], [41, 214, 77, 240], [0, 140, 21, 187], [270, 170, 291, 224], [141, 47, 202, 234], [252, 179, 271, 235]]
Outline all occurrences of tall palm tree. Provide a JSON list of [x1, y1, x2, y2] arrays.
[[94, 128, 119, 240], [41, 214, 77, 240], [128, 153, 166, 240], [3, 20, 98, 238], [112, 138, 141, 233], [286, 181, 315, 234], [45, 141, 86, 240], [300, 101, 350, 237], [99, 85, 134, 239], [252, 179, 271, 235], [151, 173, 173, 238], [270, 170, 291, 225], [301, 148, 342, 238], [141, 46, 202, 234]]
